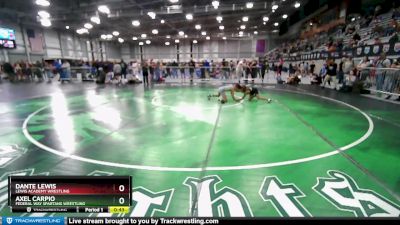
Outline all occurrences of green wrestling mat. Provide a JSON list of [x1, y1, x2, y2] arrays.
[[0, 86, 399, 217]]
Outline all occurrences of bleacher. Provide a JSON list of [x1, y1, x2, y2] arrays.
[[277, 10, 399, 56]]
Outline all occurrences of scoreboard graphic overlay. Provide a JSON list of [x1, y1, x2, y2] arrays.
[[8, 176, 131, 213]]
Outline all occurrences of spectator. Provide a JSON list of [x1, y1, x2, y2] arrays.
[[322, 59, 337, 88], [3, 62, 15, 81], [142, 62, 149, 86], [383, 57, 400, 100], [235, 61, 244, 81], [353, 33, 361, 42], [374, 37, 382, 45], [189, 59, 195, 82], [222, 59, 230, 80], [337, 57, 345, 86], [113, 61, 122, 83], [121, 59, 127, 79], [310, 61, 316, 75], [389, 31, 399, 43], [61, 60, 71, 82], [388, 57, 400, 101], [393, 7, 400, 19], [375, 53, 392, 93], [374, 5, 382, 17], [96, 67, 106, 84]]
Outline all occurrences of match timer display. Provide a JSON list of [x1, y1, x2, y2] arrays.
[[8, 176, 131, 213]]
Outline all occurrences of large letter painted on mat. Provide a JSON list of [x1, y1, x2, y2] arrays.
[[259, 176, 311, 217], [130, 187, 174, 217], [184, 175, 253, 217], [313, 170, 400, 217]]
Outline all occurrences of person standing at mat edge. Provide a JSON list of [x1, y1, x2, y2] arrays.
[[208, 84, 246, 104], [142, 62, 149, 86]]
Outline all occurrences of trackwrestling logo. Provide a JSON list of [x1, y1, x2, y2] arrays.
[[2, 217, 64, 225]]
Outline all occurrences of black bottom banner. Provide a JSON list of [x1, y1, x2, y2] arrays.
[[65, 217, 399, 225]]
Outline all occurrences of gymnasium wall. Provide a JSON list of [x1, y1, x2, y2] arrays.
[[127, 39, 258, 62], [0, 22, 96, 63], [1, 22, 273, 63]]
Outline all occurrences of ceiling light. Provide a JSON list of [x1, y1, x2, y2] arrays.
[[165, 42, 170, 46], [274, 22, 279, 26], [101, 34, 107, 39], [91, 16, 100, 24], [239, 31, 243, 36], [147, 12, 156, 19], [132, 20, 140, 27], [184, 34, 188, 38], [206, 36, 210, 40], [166, 35, 171, 39], [240, 25, 246, 29], [195, 24, 201, 30], [222, 37, 226, 40], [169, 0, 179, 3], [146, 40, 151, 45], [98, 5, 110, 14], [161, 19, 165, 24], [282, 14, 288, 19], [273, 29, 279, 33], [106, 34, 113, 39], [242, 16, 249, 22], [193, 40, 198, 44], [263, 22, 266, 25], [118, 38, 124, 43], [152, 29, 159, 34], [84, 23, 93, 29], [179, 31, 184, 36], [35, 0, 50, 7], [310, 22, 313, 26], [40, 18, 51, 27], [263, 16, 269, 22], [132, 37, 138, 40], [186, 14, 193, 20], [139, 42, 144, 46], [76, 28, 89, 34], [65, 26, 70, 30], [175, 39, 180, 43], [216, 16, 223, 22], [141, 34, 147, 38], [272, 4, 279, 10], [219, 25, 224, 30], [112, 31, 119, 36], [38, 11, 50, 18], [212, 1, 220, 9], [201, 31, 206, 36], [294, 2, 301, 8], [254, 31, 258, 34], [246, 2, 254, 9]]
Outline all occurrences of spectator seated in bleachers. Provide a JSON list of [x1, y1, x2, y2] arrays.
[[384, 18, 400, 36], [389, 31, 399, 43], [392, 6, 400, 20]]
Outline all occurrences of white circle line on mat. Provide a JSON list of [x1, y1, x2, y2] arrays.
[[22, 89, 374, 172]]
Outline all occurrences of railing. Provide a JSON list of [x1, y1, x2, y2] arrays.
[[2, 66, 94, 82], [358, 67, 400, 96]]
